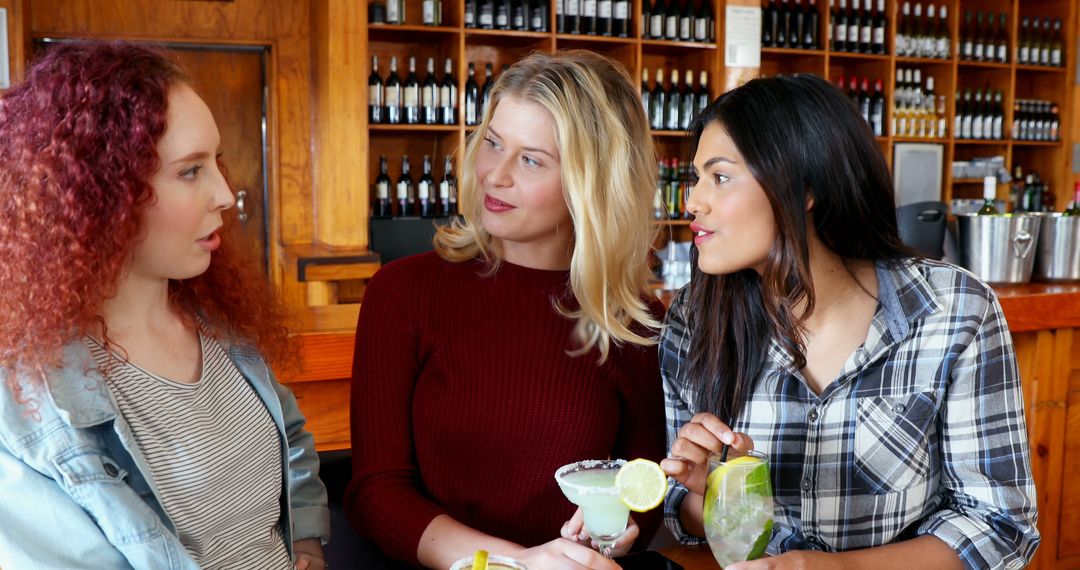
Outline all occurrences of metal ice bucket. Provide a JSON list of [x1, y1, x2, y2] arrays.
[[1032, 213, 1080, 283], [956, 213, 1042, 286]]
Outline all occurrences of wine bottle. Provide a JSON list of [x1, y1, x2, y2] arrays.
[[397, 155, 416, 217], [373, 155, 393, 218], [385, 56, 402, 124], [650, 68, 666, 130], [978, 176, 999, 215], [464, 62, 479, 126], [369, 55, 384, 124], [422, 57, 438, 125], [679, 69, 694, 130], [440, 58, 457, 125], [403, 56, 421, 124], [665, 69, 681, 130], [613, 0, 628, 36], [440, 155, 458, 216], [480, 63, 494, 119], [418, 155, 436, 218]]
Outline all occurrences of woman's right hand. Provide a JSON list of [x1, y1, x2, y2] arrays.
[[660, 413, 755, 496], [514, 538, 621, 569]]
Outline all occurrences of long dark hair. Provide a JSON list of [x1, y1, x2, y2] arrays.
[[685, 74, 914, 422]]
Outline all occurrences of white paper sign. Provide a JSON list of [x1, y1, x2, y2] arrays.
[[0, 9, 9, 89], [724, 5, 762, 68]]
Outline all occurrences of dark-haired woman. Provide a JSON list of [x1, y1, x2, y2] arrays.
[[0, 42, 328, 569], [659, 74, 1039, 570]]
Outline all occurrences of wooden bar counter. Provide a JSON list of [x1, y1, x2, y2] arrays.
[[284, 284, 1080, 570]]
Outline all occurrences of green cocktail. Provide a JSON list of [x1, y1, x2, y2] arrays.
[[554, 459, 629, 557]]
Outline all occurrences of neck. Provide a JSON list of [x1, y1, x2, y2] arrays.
[[497, 235, 574, 271], [799, 234, 877, 328], [97, 272, 182, 340]]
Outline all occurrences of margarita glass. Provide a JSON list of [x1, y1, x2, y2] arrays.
[[703, 450, 774, 567], [554, 459, 629, 558]]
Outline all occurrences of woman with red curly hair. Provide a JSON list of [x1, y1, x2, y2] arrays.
[[0, 41, 329, 570]]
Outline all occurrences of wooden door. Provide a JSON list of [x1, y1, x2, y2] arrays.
[[169, 46, 269, 275]]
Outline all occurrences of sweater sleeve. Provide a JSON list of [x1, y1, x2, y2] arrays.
[[344, 260, 447, 565], [611, 298, 669, 549]]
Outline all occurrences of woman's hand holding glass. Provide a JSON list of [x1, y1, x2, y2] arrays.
[[660, 413, 756, 496], [514, 537, 621, 569], [560, 508, 639, 558]]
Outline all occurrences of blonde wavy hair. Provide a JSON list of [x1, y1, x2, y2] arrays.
[[433, 50, 660, 361]]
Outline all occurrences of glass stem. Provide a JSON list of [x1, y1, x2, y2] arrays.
[[596, 539, 617, 558]]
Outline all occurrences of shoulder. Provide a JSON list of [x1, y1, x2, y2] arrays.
[[902, 257, 997, 317], [368, 251, 477, 291]]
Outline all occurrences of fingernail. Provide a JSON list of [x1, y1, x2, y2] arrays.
[[721, 431, 734, 445]]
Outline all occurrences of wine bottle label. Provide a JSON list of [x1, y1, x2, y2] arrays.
[[369, 85, 382, 104], [387, 0, 400, 22], [567, 0, 578, 15], [582, 0, 595, 16], [532, 10, 543, 28], [615, 1, 627, 18], [422, 86, 435, 106], [397, 182, 408, 199], [377, 182, 389, 199], [423, 1, 435, 23], [936, 37, 948, 57], [1040, 48, 1050, 65], [650, 15, 662, 37], [480, 7, 494, 25], [872, 27, 883, 46], [513, 11, 525, 27], [666, 15, 678, 37], [386, 87, 400, 107], [419, 181, 430, 199], [439, 181, 450, 199], [465, 3, 475, 25], [694, 17, 706, 40], [404, 86, 419, 107], [973, 43, 984, 60], [680, 18, 690, 39], [599, 1, 611, 18], [835, 23, 846, 42]]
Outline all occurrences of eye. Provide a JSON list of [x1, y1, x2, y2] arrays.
[[484, 137, 502, 151], [179, 165, 203, 180], [713, 172, 730, 185], [521, 154, 539, 168]]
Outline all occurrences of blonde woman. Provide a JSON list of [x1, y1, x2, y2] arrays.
[[346, 50, 666, 569]]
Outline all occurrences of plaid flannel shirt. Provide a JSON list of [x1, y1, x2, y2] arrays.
[[660, 258, 1039, 570]]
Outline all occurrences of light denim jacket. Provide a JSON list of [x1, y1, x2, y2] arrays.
[[0, 338, 331, 569]]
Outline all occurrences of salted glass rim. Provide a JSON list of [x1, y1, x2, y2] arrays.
[[553, 459, 627, 496]]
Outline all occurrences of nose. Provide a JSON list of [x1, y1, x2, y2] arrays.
[[486, 153, 514, 189], [685, 182, 706, 216], [212, 169, 236, 212]]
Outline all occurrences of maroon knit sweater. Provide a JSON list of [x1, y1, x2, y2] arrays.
[[344, 252, 666, 565]]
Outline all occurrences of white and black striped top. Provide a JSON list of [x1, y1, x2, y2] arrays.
[[85, 331, 292, 570]]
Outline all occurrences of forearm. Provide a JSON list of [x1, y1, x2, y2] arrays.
[[678, 490, 706, 538], [417, 514, 524, 569], [833, 536, 962, 570]]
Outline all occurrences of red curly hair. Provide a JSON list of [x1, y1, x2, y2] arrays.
[[0, 41, 294, 395]]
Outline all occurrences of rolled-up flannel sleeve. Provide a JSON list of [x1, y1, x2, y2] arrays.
[[916, 291, 1040, 569]]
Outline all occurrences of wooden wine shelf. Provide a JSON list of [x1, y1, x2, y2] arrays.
[[554, 33, 637, 44], [370, 124, 462, 132], [761, 47, 826, 56], [957, 60, 1013, 69]]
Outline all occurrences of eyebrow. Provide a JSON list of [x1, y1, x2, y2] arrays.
[[701, 156, 738, 169], [169, 151, 215, 165], [487, 127, 557, 160]]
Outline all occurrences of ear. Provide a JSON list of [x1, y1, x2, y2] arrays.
[[805, 193, 814, 212]]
